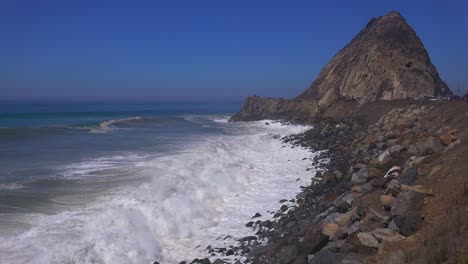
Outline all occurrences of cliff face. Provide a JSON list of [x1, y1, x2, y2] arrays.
[[297, 11, 451, 107], [229, 96, 318, 122], [231, 11, 451, 122]]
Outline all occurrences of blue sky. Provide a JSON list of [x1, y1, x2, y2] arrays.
[[1, 0, 467, 101]]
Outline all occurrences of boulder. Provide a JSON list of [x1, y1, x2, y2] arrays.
[[371, 228, 405, 243], [383, 250, 405, 264], [391, 190, 425, 235], [368, 167, 383, 179], [300, 226, 329, 254], [439, 130, 457, 146], [360, 208, 390, 232], [308, 249, 344, 264], [191, 258, 211, 264], [277, 245, 298, 264], [351, 167, 369, 185], [417, 137, 444, 155], [322, 172, 337, 184], [398, 167, 418, 185], [378, 150, 392, 164], [388, 145, 404, 154], [321, 223, 340, 240], [357, 232, 380, 248], [380, 195, 395, 210], [407, 144, 419, 155], [333, 193, 353, 213], [384, 179, 401, 197]]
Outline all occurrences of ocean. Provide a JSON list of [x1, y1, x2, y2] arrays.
[[0, 101, 316, 263]]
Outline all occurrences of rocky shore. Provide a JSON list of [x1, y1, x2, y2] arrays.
[[177, 100, 467, 264], [168, 10, 468, 264]]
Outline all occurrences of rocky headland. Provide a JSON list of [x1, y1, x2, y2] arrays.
[[180, 11, 468, 264]]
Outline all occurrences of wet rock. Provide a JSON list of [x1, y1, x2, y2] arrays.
[[322, 172, 337, 184], [391, 190, 425, 236], [277, 245, 298, 264], [246, 221, 254, 227], [334, 170, 344, 180], [191, 258, 211, 264], [357, 232, 380, 248], [212, 259, 225, 264], [226, 249, 234, 256], [238, 236, 257, 242], [280, 204, 288, 212], [260, 220, 273, 229]]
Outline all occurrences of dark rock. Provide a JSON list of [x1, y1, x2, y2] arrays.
[[277, 245, 298, 264], [246, 221, 254, 227], [391, 190, 425, 235], [226, 249, 234, 256], [191, 258, 211, 264], [280, 204, 288, 212], [300, 226, 329, 254], [252, 213, 262, 218], [260, 220, 273, 229], [351, 167, 368, 185], [384, 179, 401, 197], [398, 167, 418, 185], [308, 249, 344, 264], [238, 236, 257, 242]]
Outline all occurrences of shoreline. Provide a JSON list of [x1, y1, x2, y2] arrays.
[[186, 100, 468, 264]]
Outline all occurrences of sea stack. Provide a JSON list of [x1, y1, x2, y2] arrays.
[[297, 11, 451, 107]]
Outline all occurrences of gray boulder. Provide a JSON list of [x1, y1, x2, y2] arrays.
[[391, 190, 425, 235]]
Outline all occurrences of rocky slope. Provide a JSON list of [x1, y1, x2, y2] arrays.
[[187, 101, 468, 264], [298, 11, 451, 107], [229, 97, 318, 122], [231, 11, 452, 122]]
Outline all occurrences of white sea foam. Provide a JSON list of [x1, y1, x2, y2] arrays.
[[0, 120, 319, 264], [89, 117, 143, 134], [0, 183, 24, 190]]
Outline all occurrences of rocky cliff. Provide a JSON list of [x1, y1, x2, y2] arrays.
[[231, 11, 452, 122], [297, 11, 451, 107], [229, 96, 318, 122]]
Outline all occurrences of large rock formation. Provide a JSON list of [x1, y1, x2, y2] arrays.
[[229, 96, 318, 122], [231, 11, 451, 122], [297, 11, 451, 107]]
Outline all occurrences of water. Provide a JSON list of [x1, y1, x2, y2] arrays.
[[0, 101, 317, 263]]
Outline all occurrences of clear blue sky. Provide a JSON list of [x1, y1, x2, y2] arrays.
[[1, 0, 467, 101]]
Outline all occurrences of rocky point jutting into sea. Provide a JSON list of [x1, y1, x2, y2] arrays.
[[183, 11, 468, 264]]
